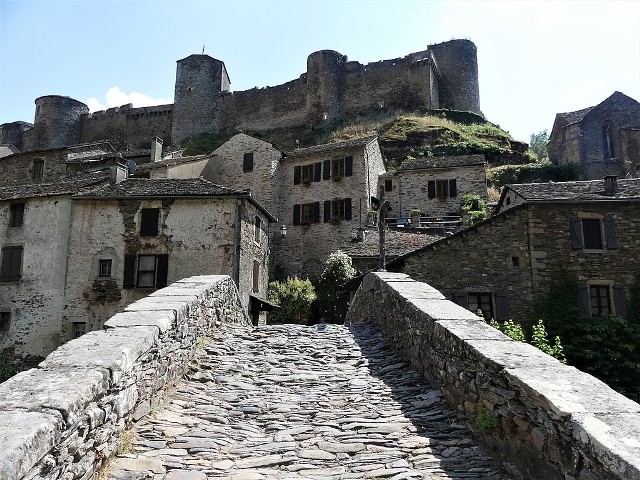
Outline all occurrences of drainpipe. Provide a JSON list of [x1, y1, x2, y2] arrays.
[[232, 199, 242, 287]]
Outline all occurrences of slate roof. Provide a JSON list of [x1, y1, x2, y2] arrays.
[[397, 154, 486, 171], [135, 154, 212, 171], [504, 178, 640, 203], [340, 229, 444, 258], [286, 136, 378, 158], [0, 171, 109, 201], [556, 106, 595, 125], [74, 178, 245, 198]]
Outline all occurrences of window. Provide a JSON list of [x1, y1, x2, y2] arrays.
[[322, 198, 352, 223], [253, 260, 260, 293], [468, 292, 494, 320], [32, 159, 44, 181], [243, 152, 254, 172], [428, 179, 457, 199], [602, 122, 615, 159], [9, 203, 24, 227], [293, 203, 320, 225], [590, 285, 611, 316], [140, 208, 160, 236], [570, 214, 617, 250], [384, 180, 393, 192], [0, 311, 10, 332], [511, 256, 520, 267], [73, 322, 87, 339], [0, 246, 23, 282], [301, 164, 314, 184], [123, 254, 168, 289], [98, 259, 112, 278], [254, 216, 261, 243], [332, 159, 345, 179], [301, 203, 314, 224]]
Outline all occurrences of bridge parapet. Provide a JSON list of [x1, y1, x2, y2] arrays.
[[346, 271, 640, 480], [0, 275, 248, 480]]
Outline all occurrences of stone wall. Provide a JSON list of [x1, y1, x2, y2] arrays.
[[346, 271, 640, 480], [0, 275, 249, 480], [0, 150, 70, 187]]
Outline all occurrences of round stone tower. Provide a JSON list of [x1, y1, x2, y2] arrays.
[[171, 54, 230, 144], [428, 39, 481, 114], [0, 121, 32, 151], [23, 95, 89, 151], [306, 50, 346, 126]]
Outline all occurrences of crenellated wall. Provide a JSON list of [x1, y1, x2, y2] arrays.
[[346, 271, 640, 480], [0, 275, 248, 480]]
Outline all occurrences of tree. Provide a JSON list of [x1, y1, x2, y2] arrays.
[[460, 193, 490, 224], [268, 277, 316, 325], [317, 251, 356, 323], [529, 129, 550, 161]]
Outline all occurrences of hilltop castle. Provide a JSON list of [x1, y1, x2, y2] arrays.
[[0, 39, 480, 152]]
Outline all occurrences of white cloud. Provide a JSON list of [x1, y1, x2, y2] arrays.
[[86, 87, 173, 112]]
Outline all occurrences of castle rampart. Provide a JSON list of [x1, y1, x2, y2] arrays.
[[3, 39, 481, 152]]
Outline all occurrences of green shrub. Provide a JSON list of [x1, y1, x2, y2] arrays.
[[317, 251, 356, 323], [0, 352, 17, 383], [268, 277, 316, 325], [460, 193, 490, 223], [488, 161, 581, 189]]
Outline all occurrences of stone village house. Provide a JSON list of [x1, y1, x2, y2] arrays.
[[548, 91, 640, 180], [388, 177, 640, 323]]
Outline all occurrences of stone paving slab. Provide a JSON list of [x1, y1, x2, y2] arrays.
[[104, 323, 512, 480]]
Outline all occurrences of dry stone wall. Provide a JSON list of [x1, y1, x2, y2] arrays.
[[0, 275, 248, 480], [346, 271, 640, 480]]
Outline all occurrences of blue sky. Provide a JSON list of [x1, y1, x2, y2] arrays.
[[1, 0, 639, 142]]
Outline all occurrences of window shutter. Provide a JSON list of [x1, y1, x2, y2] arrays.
[[427, 180, 436, 199], [345, 156, 353, 177], [603, 214, 618, 249], [614, 284, 627, 318], [0, 248, 12, 281], [449, 179, 458, 198], [313, 202, 320, 223], [495, 291, 510, 321], [293, 204, 301, 225], [323, 160, 331, 180], [344, 198, 352, 220], [578, 285, 590, 318], [156, 254, 169, 288], [123, 254, 136, 289], [570, 217, 584, 249], [140, 208, 159, 236], [8, 247, 22, 281], [294, 166, 301, 185], [313, 162, 321, 182], [454, 292, 468, 308], [324, 200, 331, 223]]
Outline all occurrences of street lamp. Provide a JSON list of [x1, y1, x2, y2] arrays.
[[280, 224, 287, 238]]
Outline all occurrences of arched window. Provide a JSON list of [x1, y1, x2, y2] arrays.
[[602, 121, 615, 159]]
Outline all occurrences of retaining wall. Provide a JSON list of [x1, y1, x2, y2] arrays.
[[346, 271, 640, 480], [0, 275, 248, 480]]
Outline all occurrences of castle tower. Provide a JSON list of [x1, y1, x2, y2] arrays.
[[306, 50, 347, 126], [23, 95, 88, 151], [171, 54, 230, 144], [0, 121, 32, 151], [428, 39, 481, 114]]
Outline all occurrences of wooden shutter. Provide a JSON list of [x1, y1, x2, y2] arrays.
[[603, 214, 618, 249], [140, 208, 159, 236], [578, 285, 590, 318], [345, 156, 353, 177], [569, 217, 584, 249], [495, 291, 510, 321], [427, 180, 436, 199], [294, 166, 301, 185], [293, 204, 301, 225], [449, 179, 458, 198], [314, 162, 322, 182], [324, 200, 331, 223], [313, 202, 320, 223], [344, 198, 352, 221], [123, 254, 136, 289], [323, 160, 331, 180], [614, 284, 627, 318], [156, 254, 169, 288], [0, 248, 11, 281], [0, 247, 21, 281], [454, 292, 468, 308]]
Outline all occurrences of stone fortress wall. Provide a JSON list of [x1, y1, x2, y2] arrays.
[[1, 39, 481, 152]]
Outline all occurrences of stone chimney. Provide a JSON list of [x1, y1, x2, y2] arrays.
[[151, 137, 163, 162], [109, 162, 128, 185], [604, 175, 618, 195]]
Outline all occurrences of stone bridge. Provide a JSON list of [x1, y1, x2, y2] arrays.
[[1, 274, 639, 480]]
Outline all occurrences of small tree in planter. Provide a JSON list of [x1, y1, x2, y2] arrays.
[[317, 251, 356, 323], [268, 277, 316, 325], [460, 193, 490, 225]]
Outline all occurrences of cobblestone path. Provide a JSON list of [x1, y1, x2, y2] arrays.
[[106, 323, 512, 480]]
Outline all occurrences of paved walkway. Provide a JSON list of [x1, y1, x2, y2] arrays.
[[106, 323, 512, 480]]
